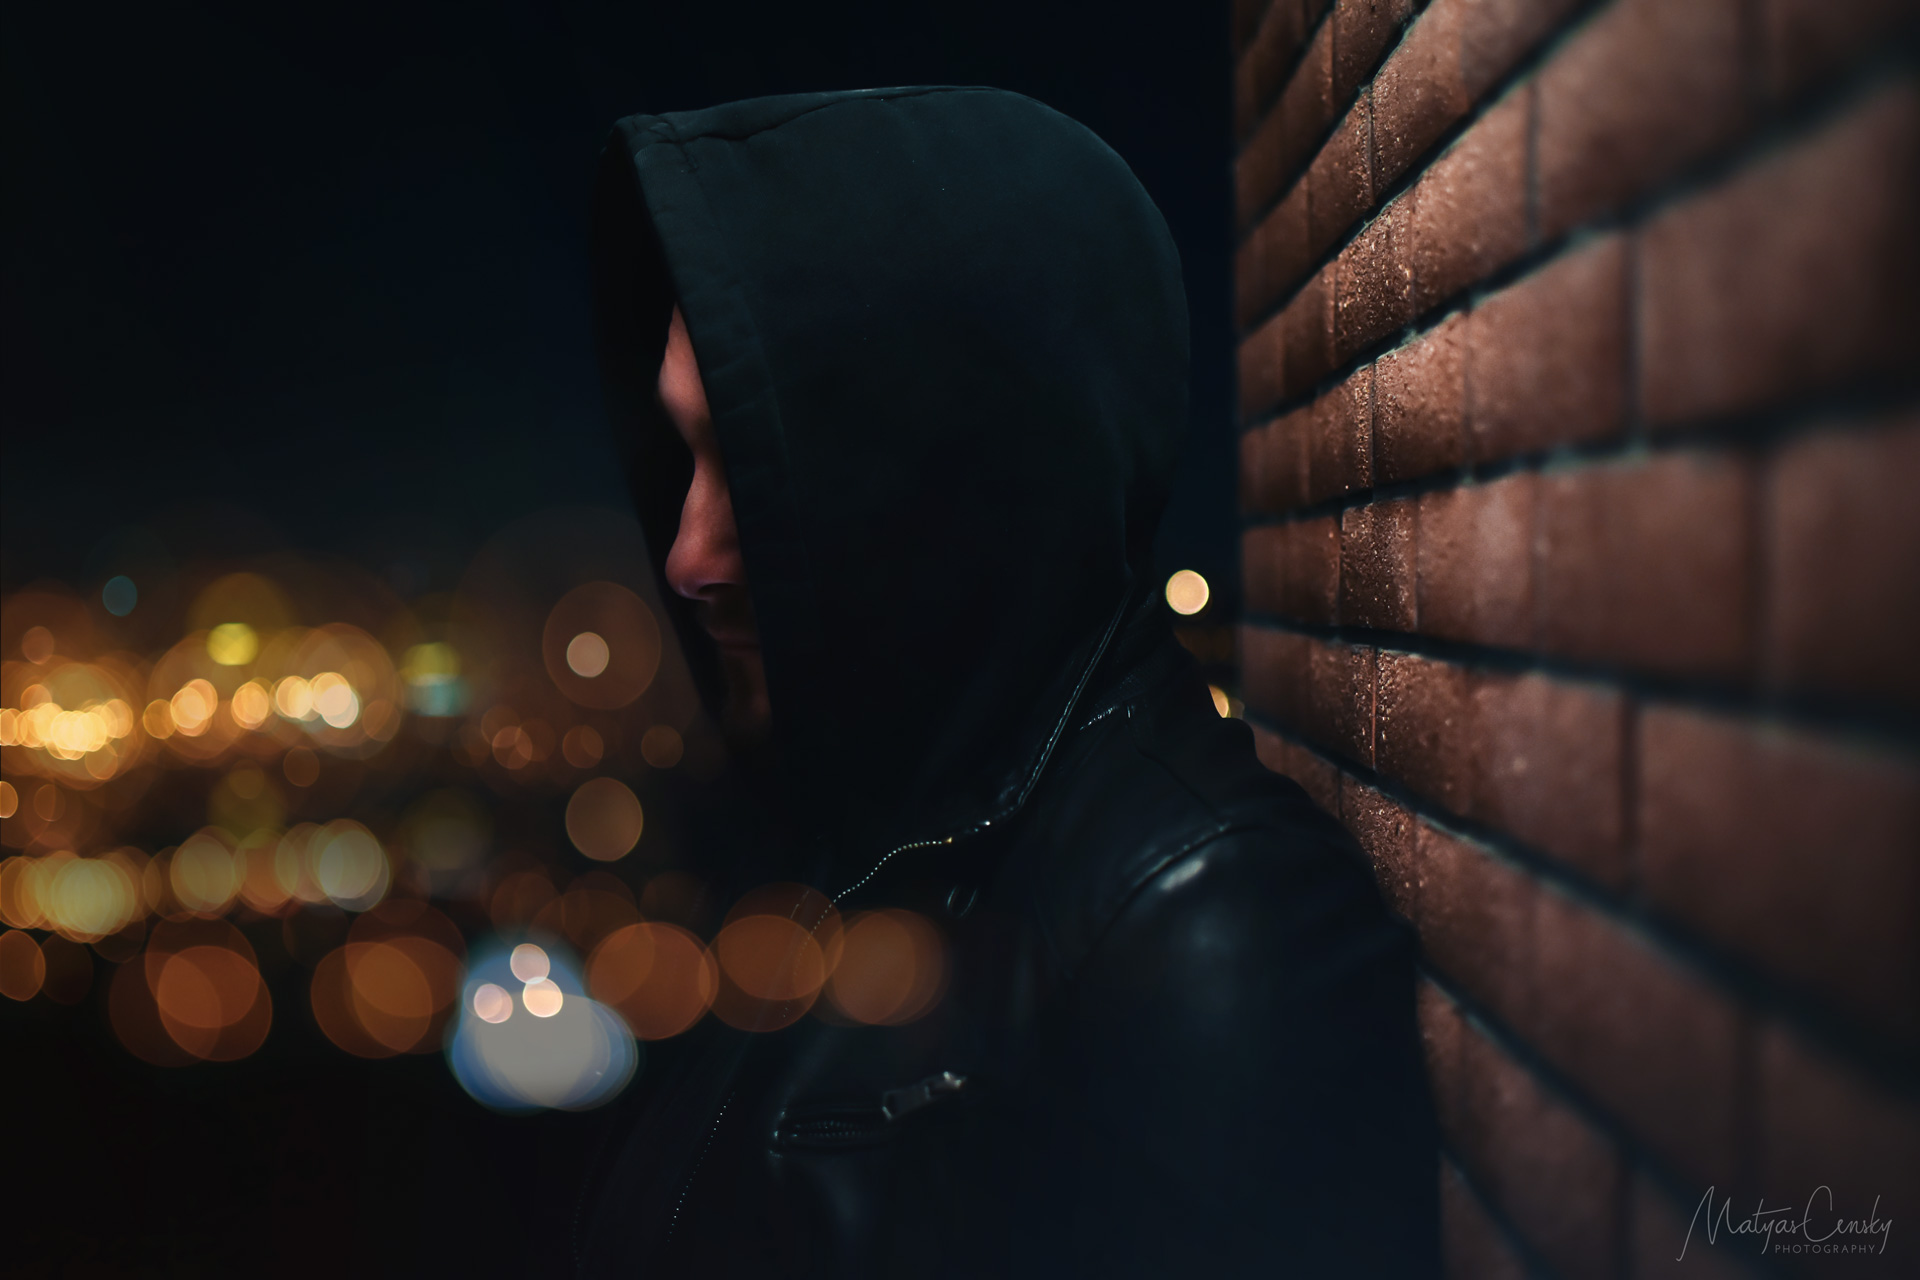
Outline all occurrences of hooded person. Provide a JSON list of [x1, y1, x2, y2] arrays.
[[577, 85, 1438, 1277]]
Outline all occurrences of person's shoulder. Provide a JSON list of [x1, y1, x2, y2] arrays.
[[1005, 652, 1381, 979]]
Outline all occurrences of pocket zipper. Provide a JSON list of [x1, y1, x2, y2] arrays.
[[774, 1071, 970, 1149]]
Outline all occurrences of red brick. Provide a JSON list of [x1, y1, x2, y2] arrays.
[[1250, 723, 1342, 817], [1242, 404, 1311, 510], [1235, 182, 1310, 330], [1638, 707, 1920, 1045], [1371, 0, 1473, 190], [1535, 452, 1755, 679], [1625, 1173, 1755, 1278], [1306, 91, 1375, 261], [1241, 624, 1311, 731], [1237, 18, 1335, 232], [1340, 497, 1416, 630], [1235, 0, 1311, 139], [1289, 743, 1342, 816], [1638, 82, 1920, 426], [1284, 265, 1338, 396], [1251, 719, 1288, 773], [1764, 417, 1920, 709], [1346, 776, 1418, 916], [1763, 0, 1915, 103], [1415, 472, 1535, 649], [1409, 86, 1531, 314], [1466, 234, 1627, 462], [1534, 0, 1748, 239], [1333, 198, 1414, 363], [1756, 1024, 1920, 1229], [1455, 1021, 1624, 1280], [1457, 0, 1584, 100], [1332, 0, 1413, 103], [1413, 823, 1532, 1026], [1419, 979, 1464, 1133], [1305, 366, 1373, 503], [1469, 672, 1626, 888], [1441, 1158, 1529, 1280], [1374, 313, 1466, 484], [1237, 310, 1286, 421], [1376, 651, 1472, 814], [1242, 525, 1286, 614], [1282, 514, 1340, 623], [1304, 637, 1375, 763], [1529, 887, 1744, 1186]]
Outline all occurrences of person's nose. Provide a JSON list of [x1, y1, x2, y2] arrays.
[[664, 450, 746, 603]]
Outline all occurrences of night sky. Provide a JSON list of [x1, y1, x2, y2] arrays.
[[3, 0, 1235, 607]]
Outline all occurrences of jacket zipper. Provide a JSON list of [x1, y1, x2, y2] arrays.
[[773, 1071, 969, 1149], [664, 1089, 733, 1249], [831, 589, 1135, 903]]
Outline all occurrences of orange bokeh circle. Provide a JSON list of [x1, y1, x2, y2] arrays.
[[587, 921, 715, 1040], [823, 910, 949, 1027]]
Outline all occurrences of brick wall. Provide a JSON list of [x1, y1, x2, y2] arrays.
[[1230, 1, 1919, 1274]]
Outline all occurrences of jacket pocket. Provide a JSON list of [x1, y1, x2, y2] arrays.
[[773, 1103, 894, 1151], [773, 1071, 969, 1151]]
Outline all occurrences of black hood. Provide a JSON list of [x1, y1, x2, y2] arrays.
[[589, 86, 1189, 893]]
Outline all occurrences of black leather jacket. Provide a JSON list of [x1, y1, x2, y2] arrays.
[[575, 604, 1439, 1276]]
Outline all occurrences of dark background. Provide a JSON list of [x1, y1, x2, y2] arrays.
[[3, 2, 1233, 1274], [3, 0, 1236, 609]]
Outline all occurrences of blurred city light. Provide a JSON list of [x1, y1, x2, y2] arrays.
[[564, 778, 644, 861], [0, 534, 915, 1118], [447, 942, 636, 1112], [566, 631, 610, 678], [1165, 568, 1210, 615], [101, 575, 138, 617], [206, 622, 259, 666]]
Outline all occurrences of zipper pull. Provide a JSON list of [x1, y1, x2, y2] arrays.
[[880, 1070, 968, 1122]]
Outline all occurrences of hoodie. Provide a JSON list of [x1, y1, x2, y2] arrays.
[[580, 85, 1438, 1279]]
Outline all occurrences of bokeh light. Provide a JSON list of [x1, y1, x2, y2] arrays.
[[473, 983, 512, 1024], [565, 778, 644, 861], [561, 725, 603, 768], [509, 943, 550, 984], [640, 725, 683, 769], [542, 582, 660, 710], [1165, 568, 1210, 615], [131, 920, 270, 1063], [522, 977, 564, 1017], [586, 922, 716, 1041], [154, 945, 271, 1060], [823, 909, 948, 1027], [0, 929, 46, 1000], [565, 631, 610, 678], [0, 515, 713, 1106], [171, 828, 242, 915], [230, 680, 272, 729], [170, 679, 217, 737], [311, 820, 390, 911], [716, 914, 827, 1004], [206, 622, 259, 667], [400, 641, 466, 717], [101, 575, 138, 617], [22, 627, 56, 664], [447, 942, 636, 1112]]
